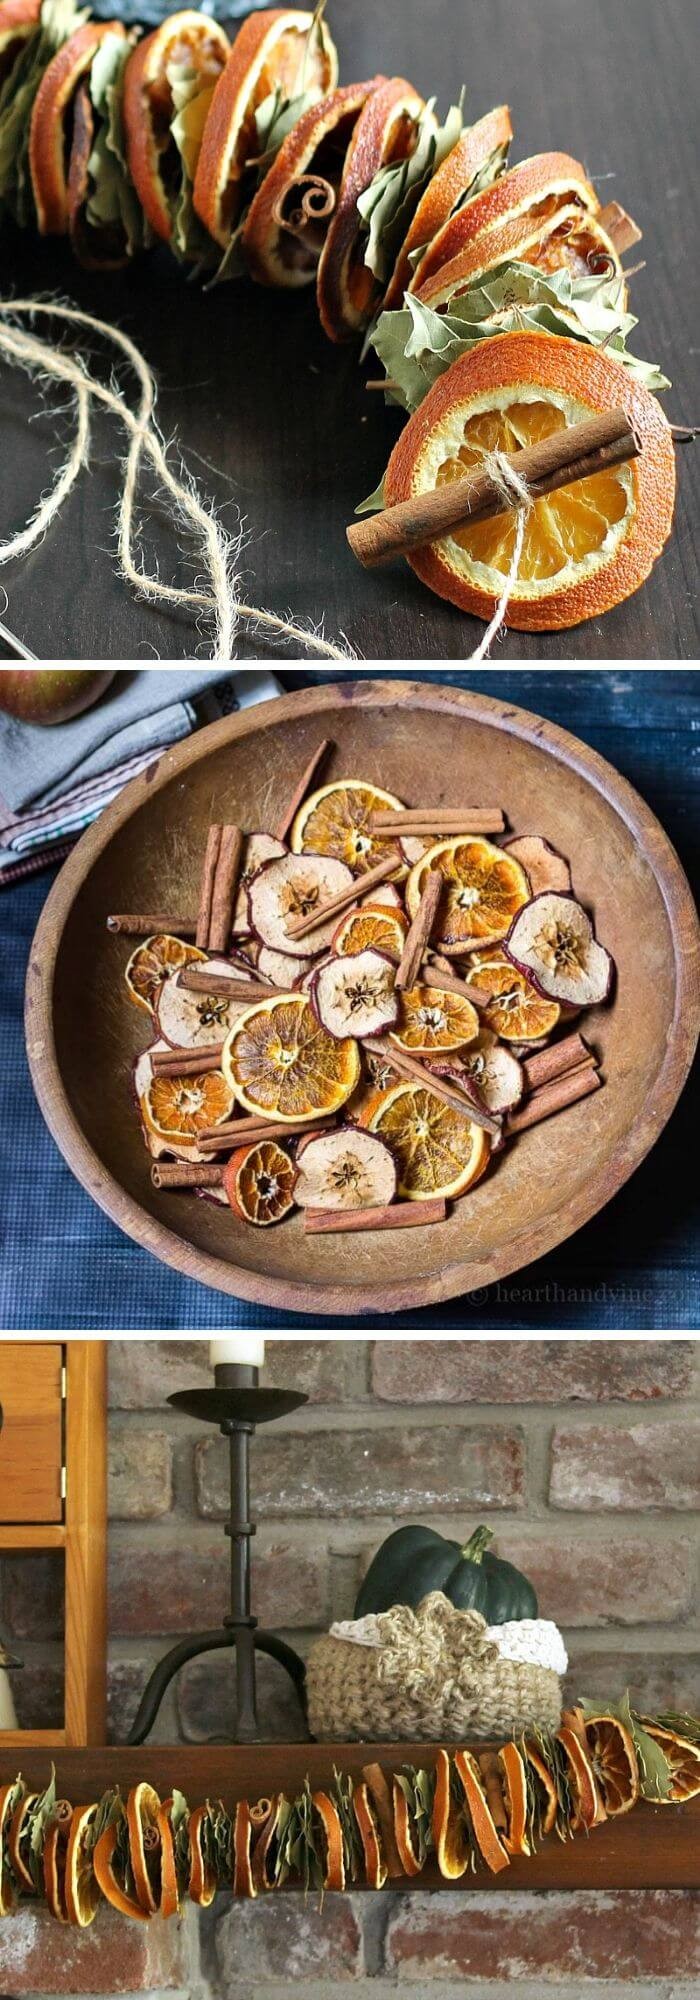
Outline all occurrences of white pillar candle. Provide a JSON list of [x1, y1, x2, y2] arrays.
[[210, 1337, 265, 1370]]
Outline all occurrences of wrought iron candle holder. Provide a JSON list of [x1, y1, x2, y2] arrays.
[[126, 1364, 308, 1745]]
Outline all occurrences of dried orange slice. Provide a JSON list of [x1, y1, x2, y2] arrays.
[[222, 994, 360, 1122], [64, 1805, 101, 1927], [93, 1820, 150, 1922], [414, 149, 598, 293], [142, 1066, 234, 1143], [390, 981, 479, 1053], [127, 1783, 163, 1915], [333, 902, 408, 959], [384, 331, 676, 632], [417, 205, 623, 311], [640, 1723, 700, 1803], [367, 1079, 488, 1200], [125, 934, 207, 1016], [464, 949, 561, 1041], [406, 837, 529, 955], [223, 1139, 297, 1226], [581, 1714, 639, 1817], [290, 779, 405, 875]]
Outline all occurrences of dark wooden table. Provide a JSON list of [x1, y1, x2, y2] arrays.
[[0, 0, 697, 661]]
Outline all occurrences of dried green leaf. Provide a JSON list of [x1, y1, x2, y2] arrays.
[[355, 474, 386, 516], [331, 1767, 363, 1882], [358, 99, 465, 287], [85, 31, 146, 256], [395, 1765, 435, 1867], [580, 1693, 672, 1801]]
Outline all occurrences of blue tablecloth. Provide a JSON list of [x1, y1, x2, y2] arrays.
[[1, 669, 698, 1330]]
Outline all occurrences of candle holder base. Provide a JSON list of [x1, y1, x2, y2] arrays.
[[125, 1626, 308, 1746]]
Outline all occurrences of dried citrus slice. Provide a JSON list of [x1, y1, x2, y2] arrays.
[[639, 1723, 700, 1803], [384, 331, 676, 632], [415, 202, 621, 307], [93, 1820, 150, 1922], [142, 1066, 234, 1143], [414, 150, 598, 292], [64, 1805, 101, 1927], [223, 994, 360, 1122], [127, 1783, 163, 1915], [290, 779, 405, 875], [194, 7, 338, 248], [406, 837, 529, 954], [223, 1139, 296, 1225], [333, 902, 408, 959], [464, 949, 561, 1041], [581, 1714, 639, 1817], [390, 981, 479, 1053], [383, 103, 513, 309], [125, 934, 207, 1016], [367, 1079, 488, 1200]]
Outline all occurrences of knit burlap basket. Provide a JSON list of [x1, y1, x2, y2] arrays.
[[306, 1592, 564, 1742]]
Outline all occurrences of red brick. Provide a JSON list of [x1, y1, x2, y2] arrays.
[[550, 1419, 700, 1510], [108, 1535, 328, 1635], [108, 1338, 365, 1408], [563, 1648, 700, 1713], [0, 1903, 193, 1993], [214, 1894, 363, 1980], [372, 1339, 695, 1404], [176, 1649, 307, 1744], [195, 1425, 525, 1518], [384, 1889, 700, 1980], [479, 1530, 692, 1626], [1, 1554, 64, 1641], [108, 1425, 173, 1518]]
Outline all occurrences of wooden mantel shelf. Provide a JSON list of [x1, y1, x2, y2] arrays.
[[2, 1746, 697, 1892]]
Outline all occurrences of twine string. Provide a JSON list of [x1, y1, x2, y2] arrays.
[[0, 298, 353, 661], [468, 447, 532, 662]]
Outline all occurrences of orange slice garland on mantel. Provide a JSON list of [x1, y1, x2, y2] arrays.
[[406, 837, 530, 954], [222, 993, 360, 1121], [291, 779, 405, 874], [383, 331, 676, 631], [639, 1723, 700, 1804]]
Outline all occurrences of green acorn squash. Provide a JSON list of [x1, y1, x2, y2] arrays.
[[354, 1524, 538, 1625]]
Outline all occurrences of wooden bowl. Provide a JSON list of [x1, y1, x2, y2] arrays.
[[26, 679, 699, 1317]]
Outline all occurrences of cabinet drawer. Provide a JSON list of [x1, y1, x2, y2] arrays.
[[0, 1345, 63, 1522]]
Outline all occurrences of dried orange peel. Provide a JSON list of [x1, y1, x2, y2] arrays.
[[383, 330, 676, 631]]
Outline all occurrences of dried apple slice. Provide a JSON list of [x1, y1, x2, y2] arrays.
[[223, 1139, 297, 1225], [294, 1125, 397, 1209], [457, 1028, 523, 1112], [312, 948, 398, 1040], [503, 834, 572, 896], [506, 893, 613, 1006], [156, 956, 254, 1047], [247, 852, 354, 958], [232, 833, 287, 937], [257, 944, 310, 988]]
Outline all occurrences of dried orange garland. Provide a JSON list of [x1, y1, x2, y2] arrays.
[[0, 1705, 697, 1919]]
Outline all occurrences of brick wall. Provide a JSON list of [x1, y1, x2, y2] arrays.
[[1, 1337, 698, 1997]]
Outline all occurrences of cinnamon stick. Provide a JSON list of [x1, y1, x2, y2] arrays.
[[196, 825, 222, 948], [372, 808, 505, 835], [506, 1064, 602, 1134], [151, 1162, 225, 1188], [598, 201, 643, 254], [372, 1037, 501, 1137], [424, 961, 499, 1011], [347, 408, 641, 568], [106, 914, 198, 936], [179, 968, 276, 1000], [522, 1032, 594, 1092], [198, 1112, 338, 1153], [209, 825, 244, 953], [285, 853, 398, 939], [304, 1198, 446, 1234], [151, 1044, 225, 1077], [395, 872, 442, 990], [275, 738, 333, 843]]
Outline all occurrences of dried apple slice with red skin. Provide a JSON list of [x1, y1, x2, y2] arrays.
[[257, 944, 312, 989], [454, 1028, 524, 1113], [503, 834, 572, 897], [294, 1125, 397, 1210], [232, 833, 287, 937], [506, 892, 614, 1007], [247, 852, 354, 958], [156, 956, 254, 1047], [311, 948, 398, 1040]]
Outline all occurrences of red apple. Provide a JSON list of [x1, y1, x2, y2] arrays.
[[0, 669, 115, 726]]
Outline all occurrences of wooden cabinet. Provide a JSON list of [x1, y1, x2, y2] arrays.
[[0, 1342, 106, 1747], [0, 1344, 63, 1522]]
